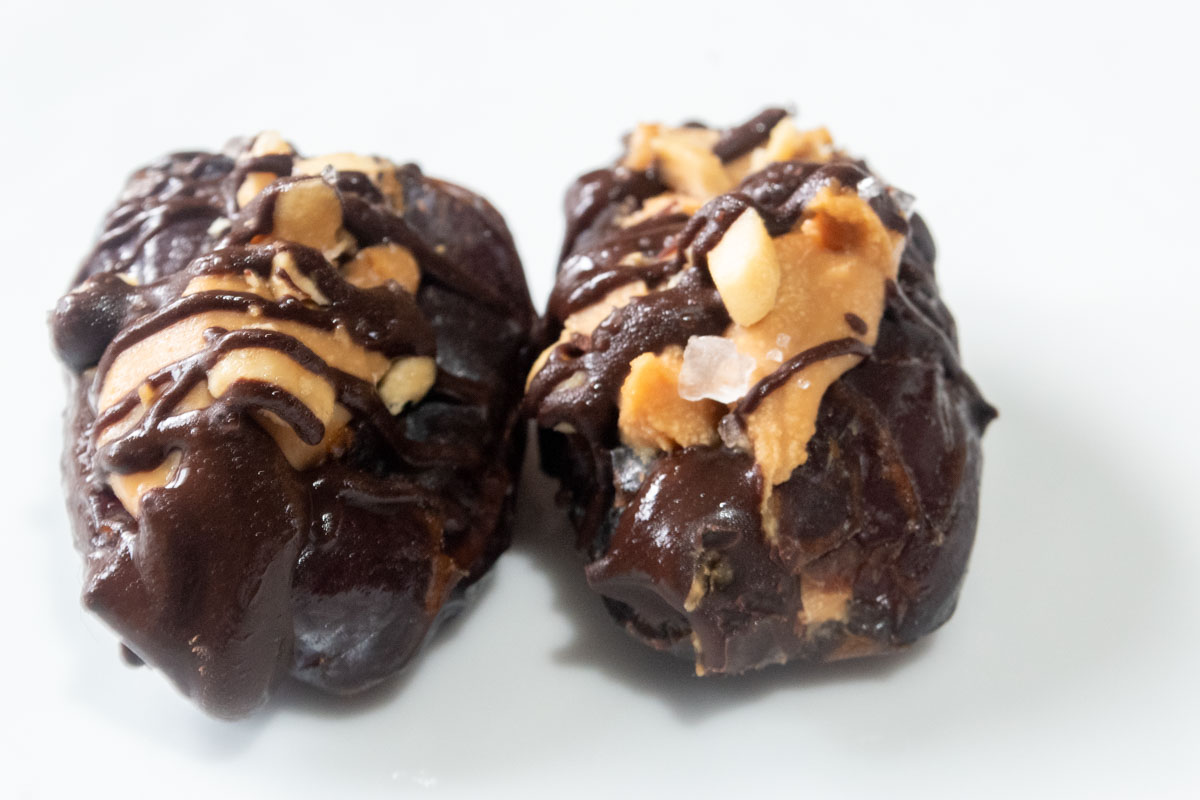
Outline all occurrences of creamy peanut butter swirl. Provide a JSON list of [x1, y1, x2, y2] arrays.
[[528, 113, 909, 495], [85, 151, 437, 517]]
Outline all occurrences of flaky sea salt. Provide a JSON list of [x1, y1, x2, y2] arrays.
[[678, 336, 755, 403], [775, 333, 791, 349], [891, 188, 916, 216], [856, 175, 883, 199], [766, 348, 784, 363]]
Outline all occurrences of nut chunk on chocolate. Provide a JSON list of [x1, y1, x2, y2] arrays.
[[525, 109, 995, 674], [51, 133, 534, 717]]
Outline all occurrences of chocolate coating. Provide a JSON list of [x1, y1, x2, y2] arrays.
[[53, 139, 534, 716], [527, 111, 995, 673]]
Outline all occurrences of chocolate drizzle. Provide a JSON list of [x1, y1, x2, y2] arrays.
[[736, 337, 873, 417], [527, 269, 729, 542], [845, 312, 868, 335], [547, 158, 908, 335], [52, 136, 533, 716], [712, 107, 789, 163], [527, 109, 995, 674]]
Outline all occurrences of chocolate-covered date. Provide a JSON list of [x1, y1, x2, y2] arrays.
[[525, 110, 994, 674], [52, 133, 534, 717]]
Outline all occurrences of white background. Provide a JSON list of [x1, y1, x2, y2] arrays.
[[2, 1, 1198, 797]]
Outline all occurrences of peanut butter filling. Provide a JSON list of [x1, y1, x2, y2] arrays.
[[615, 183, 902, 486], [729, 185, 903, 486], [618, 348, 723, 454], [622, 119, 835, 199], [97, 136, 435, 516], [343, 243, 420, 293], [535, 116, 906, 495], [96, 291, 387, 485]]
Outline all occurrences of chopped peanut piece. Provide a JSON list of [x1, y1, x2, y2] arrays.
[[343, 243, 420, 293], [652, 128, 732, 199], [706, 207, 781, 326], [236, 172, 276, 208], [271, 179, 352, 258], [618, 347, 723, 453], [378, 356, 437, 414], [748, 120, 834, 172], [623, 123, 663, 171], [249, 131, 294, 157]]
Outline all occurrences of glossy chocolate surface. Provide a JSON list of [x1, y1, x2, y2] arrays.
[[52, 139, 534, 716], [527, 111, 995, 673]]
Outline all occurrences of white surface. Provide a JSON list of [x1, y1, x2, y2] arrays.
[[3, 1, 1198, 797]]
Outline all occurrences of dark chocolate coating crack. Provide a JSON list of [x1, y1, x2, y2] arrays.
[[52, 137, 534, 716], [527, 110, 995, 673]]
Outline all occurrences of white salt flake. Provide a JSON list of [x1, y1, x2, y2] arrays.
[[891, 188, 917, 215], [678, 336, 755, 403], [766, 348, 784, 363], [775, 333, 791, 348], [796, 378, 811, 390], [856, 175, 884, 200]]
